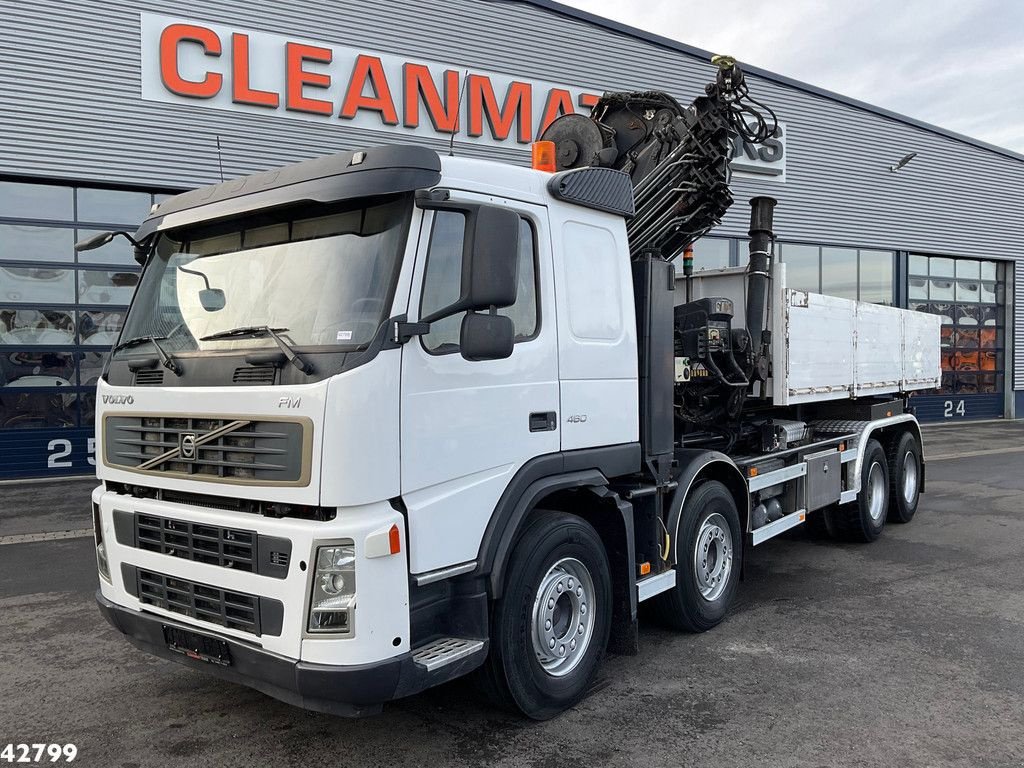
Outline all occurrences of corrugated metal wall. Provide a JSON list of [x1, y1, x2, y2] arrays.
[[2, 0, 1023, 257], [2, 0, 1022, 391]]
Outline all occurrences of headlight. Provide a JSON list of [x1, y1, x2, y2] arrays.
[[308, 542, 355, 634], [97, 541, 111, 583], [93, 503, 111, 584]]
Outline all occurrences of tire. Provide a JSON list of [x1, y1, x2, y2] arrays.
[[825, 438, 889, 542], [479, 511, 612, 720], [887, 431, 922, 523], [652, 481, 742, 633]]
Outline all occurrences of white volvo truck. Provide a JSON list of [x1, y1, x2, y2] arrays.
[[83, 59, 940, 719]]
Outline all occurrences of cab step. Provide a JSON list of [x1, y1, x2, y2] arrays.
[[412, 637, 485, 671]]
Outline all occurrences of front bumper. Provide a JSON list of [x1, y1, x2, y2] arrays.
[[97, 591, 413, 716], [94, 486, 411, 664]]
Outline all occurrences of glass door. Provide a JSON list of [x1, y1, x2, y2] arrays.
[[907, 254, 1005, 421]]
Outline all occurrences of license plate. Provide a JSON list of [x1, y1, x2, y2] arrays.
[[163, 625, 233, 667]]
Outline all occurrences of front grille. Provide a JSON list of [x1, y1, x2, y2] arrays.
[[105, 482, 338, 521], [134, 369, 165, 386], [160, 488, 246, 512], [137, 569, 262, 634], [113, 510, 292, 579], [104, 415, 310, 484], [136, 513, 255, 572], [232, 366, 277, 385]]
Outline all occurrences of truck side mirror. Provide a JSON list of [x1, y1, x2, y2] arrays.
[[199, 288, 226, 311], [462, 205, 520, 312], [74, 231, 115, 252], [417, 200, 521, 324], [460, 312, 514, 361]]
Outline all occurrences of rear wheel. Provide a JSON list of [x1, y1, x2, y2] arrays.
[[479, 511, 611, 719], [825, 438, 889, 542], [887, 431, 922, 523], [652, 481, 742, 632]]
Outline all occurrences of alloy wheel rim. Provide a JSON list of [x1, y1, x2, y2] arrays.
[[693, 512, 733, 602], [867, 461, 886, 521], [902, 451, 918, 505], [531, 557, 595, 677]]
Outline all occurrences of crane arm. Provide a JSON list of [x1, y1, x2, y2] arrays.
[[540, 56, 777, 259]]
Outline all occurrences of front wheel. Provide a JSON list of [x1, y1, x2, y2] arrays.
[[479, 511, 612, 720], [652, 480, 742, 633]]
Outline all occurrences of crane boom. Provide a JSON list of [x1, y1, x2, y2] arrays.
[[540, 56, 777, 259]]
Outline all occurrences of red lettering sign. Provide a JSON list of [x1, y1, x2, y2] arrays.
[[231, 33, 278, 107], [467, 75, 532, 144], [540, 88, 575, 134], [286, 43, 333, 115], [403, 63, 459, 133], [160, 23, 222, 99], [152, 20, 606, 145], [341, 55, 399, 125]]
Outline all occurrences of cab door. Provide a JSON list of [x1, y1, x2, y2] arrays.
[[399, 197, 559, 575]]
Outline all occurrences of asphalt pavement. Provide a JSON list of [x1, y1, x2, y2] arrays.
[[1, 422, 1023, 767]]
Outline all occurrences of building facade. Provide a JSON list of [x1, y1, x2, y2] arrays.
[[1, 0, 1022, 479]]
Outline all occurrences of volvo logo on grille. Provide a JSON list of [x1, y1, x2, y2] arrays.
[[102, 394, 134, 405], [179, 433, 198, 460]]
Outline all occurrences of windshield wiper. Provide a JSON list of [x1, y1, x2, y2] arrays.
[[200, 326, 313, 374], [112, 335, 182, 376]]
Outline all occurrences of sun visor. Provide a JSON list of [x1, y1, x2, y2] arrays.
[[136, 145, 441, 239]]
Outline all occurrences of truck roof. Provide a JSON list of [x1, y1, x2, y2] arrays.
[[135, 144, 441, 239], [136, 144, 633, 239]]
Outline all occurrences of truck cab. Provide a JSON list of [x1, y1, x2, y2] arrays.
[[91, 146, 644, 716]]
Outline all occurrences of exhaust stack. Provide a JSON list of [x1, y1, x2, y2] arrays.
[[745, 196, 777, 381]]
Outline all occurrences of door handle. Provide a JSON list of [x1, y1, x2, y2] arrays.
[[529, 412, 557, 432]]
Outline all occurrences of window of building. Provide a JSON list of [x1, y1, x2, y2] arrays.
[[0, 179, 172, 429], [820, 247, 858, 300], [908, 254, 1003, 396], [420, 212, 539, 354], [0, 224, 76, 263], [778, 242, 894, 305], [859, 250, 895, 304], [77, 188, 154, 226], [0, 181, 74, 221], [778, 243, 819, 293], [690, 237, 731, 271]]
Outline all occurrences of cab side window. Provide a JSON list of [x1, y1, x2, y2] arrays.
[[421, 212, 539, 354]]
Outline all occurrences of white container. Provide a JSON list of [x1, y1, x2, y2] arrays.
[[678, 263, 942, 406]]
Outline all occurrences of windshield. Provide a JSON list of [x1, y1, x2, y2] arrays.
[[115, 194, 412, 356]]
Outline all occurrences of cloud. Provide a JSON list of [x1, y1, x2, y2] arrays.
[[557, 0, 1024, 153]]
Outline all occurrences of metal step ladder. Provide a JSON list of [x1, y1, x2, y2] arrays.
[[411, 637, 485, 671]]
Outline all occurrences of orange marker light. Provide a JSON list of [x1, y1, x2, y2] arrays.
[[388, 524, 401, 555], [639, 561, 651, 576], [532, 140, 557, 172], [749, 467, 758, 477]]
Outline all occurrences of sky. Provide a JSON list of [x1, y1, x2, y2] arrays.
[[559, 0, 1024, 154]]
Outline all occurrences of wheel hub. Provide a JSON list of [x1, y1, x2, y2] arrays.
[[693, 513, 733, 602], [902, 451, 918, 504], [531, 557, 595, 677], [867, 460, 886, 521]]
